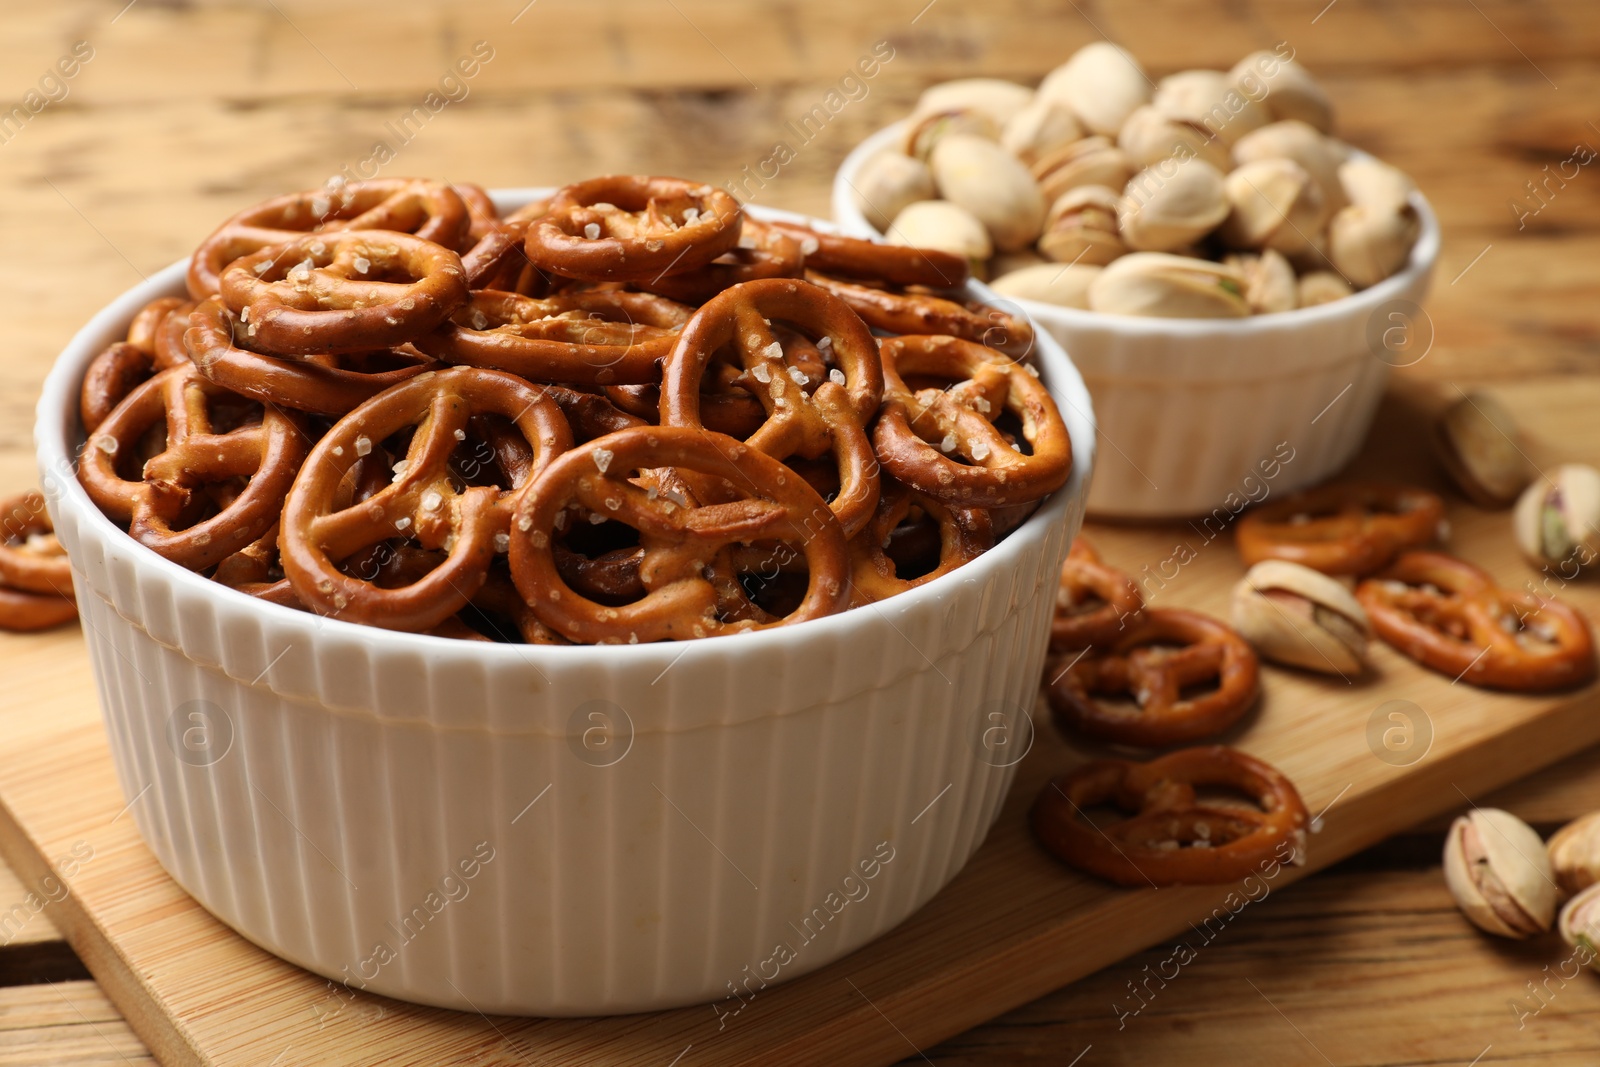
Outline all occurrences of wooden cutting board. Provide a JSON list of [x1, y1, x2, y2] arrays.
[[0, 375, 1596, 1067]]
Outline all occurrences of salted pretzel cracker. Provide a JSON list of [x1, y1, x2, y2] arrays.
[[660, 278, 884, 536], [186, 296, 438, 415], [1047, 608, 1260, 747], [874, 334, 1071, 509], [1051, 538, 1143, 651], [79, 365, 308, 571], [188, 179, 470, 299], [0, 491, 73, 596], [848, 477, 992, 605], [221, 230, 469, 355], [806, 271, 1034, 358], [637, 219, 804, 304], [1235, 482, 1445, 576], [417, 289, 693, 386], [1032, 746, 1309, 887], [526, 176, 742, 283], [280, 367, 572, 630], [211, 521, 299, 608], [767, 220, 968, 289], [508, 425, 851, 643], [81, 298, 198, 430], [1356, 551, 1596, 691]]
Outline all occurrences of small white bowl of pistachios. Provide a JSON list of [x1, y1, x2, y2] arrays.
[[833, 44, 1439, 519]]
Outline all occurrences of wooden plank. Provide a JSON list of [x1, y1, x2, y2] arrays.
[[0, 376, 1597, 1065], [0, 980, 157, 1067]]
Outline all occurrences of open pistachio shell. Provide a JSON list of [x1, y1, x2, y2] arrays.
[[1233, 120, 1349, 221], [1038, 185, 1126, 266], [1443, 809, 1559, 939], [1153, 69, 1270, 146], [1224, 249, 1299, 315], [1549, 812, 1600, 898], [903, 109, 1000, 162], [1088, 252, 1249, 319], [931, 133, 1047, 252], [1002, 97, 1084, 166], [1512, 464, 1600, 574], [1559, 882, 1600, 968], [1220, 158, 1326, 255], [1227, 50, 1334, 133], [914, 79, 1035, 128], [1037, 42, 1152, 136], [1231, 560, 1369, 673], [853, 151, 938, 233], [1432, 391, 1533, 509], [1119, 160, 1229, 253], [990, 262, 1101, 309], [886, 199, 993, 267], [1033, 136, 1135, 203], [1339, 156, 1416, 213], [1326, 200, 1419, 287]]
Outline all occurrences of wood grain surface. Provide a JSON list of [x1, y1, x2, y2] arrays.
[[0, 1, 1596, 1064]]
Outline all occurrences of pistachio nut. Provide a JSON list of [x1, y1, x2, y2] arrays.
[[1117, 104, 1231, 171], [886, 199, 993, 269], [1037, 42, 1152, 136], [1233, 120, 1349, 220], [914, 78, 1035, 129], [1227, 51, 1334, 133], [1001, 97, 1085, 166], [1219, 158, 1326, 255], [1559, 883, 1600, 968], [1032, 135, 1135, 203], [990, 262, 1101, 309], [1512, 464, 1600, 575], [1088, 252, 1249, 319], [1118, 159, 1228, 253], [1230, 560, 1369, 673], [1444, 808, 1559, 939], [1326, 200, 1420, 287], [1038, 185, 1126, 265], [1549, 812, 1600, 897], [853, 151, 938, 233], [1296, 270, 1353, 307], [1152, 69, 1270, 146], [1432, 391, 1533, 509], [903, 109, 1000, 162], [990, 249, 1049, 276], [1224, 249, 1299, 315], [1338, 156, 1416, 213], [930, 133, 1047, 252]]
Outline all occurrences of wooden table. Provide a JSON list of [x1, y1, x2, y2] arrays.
[[1, 1, 1597, 1063]]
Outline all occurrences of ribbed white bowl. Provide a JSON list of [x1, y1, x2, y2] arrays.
[[834, 122, 1440, 519], [34, 194, 1095, 1015]]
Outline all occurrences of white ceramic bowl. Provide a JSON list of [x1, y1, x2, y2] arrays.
[[34, 193, 1095, 1015], [834, 122, 1441, 519]]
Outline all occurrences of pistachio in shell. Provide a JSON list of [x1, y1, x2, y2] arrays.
[[885, 199, 994, 268], [1152, 68, 1270, 146], [1038, 185, 1126, 266], [1549, 812, 1600, 898], [1220, 158, 1326, 255], [1296, 270, 1353, 307], [1443, 808, 1559, 939], [1326, 200, 1420, 287], [853, 151, 938, 233], [1032, 135, 1135, 204], [1224, 249, 1299, 315], [1339, 155, 1416, 213], [1119, 159, 1229, 253], [1559, 882, 1600, 970], [1001, 97, 1084, 166], [1512, 464, 1600, 575], [1227, 50, 1334, 133], [1230, 559, 1369, 673], [990, 262, 1101, 309], [915, 78, 1036, 129], [990, 249, 1048, 276], [1037, 42, 1152, 136], [1088, 252, 1249, 319], [1117, 104, 1231, 171], [930, 133, 1047, 252], [903, 109, 999, 162], [1432, 391, 1534, 509], [1233, 120, 1349, 220]]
